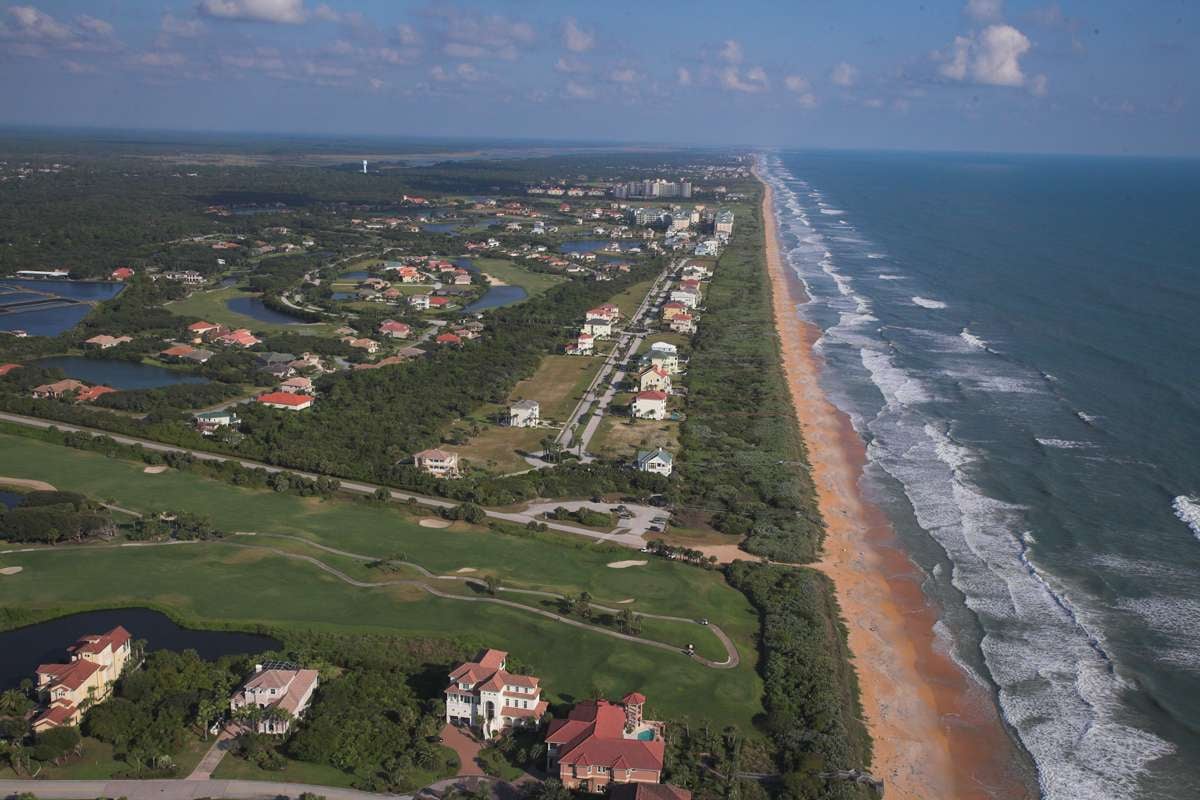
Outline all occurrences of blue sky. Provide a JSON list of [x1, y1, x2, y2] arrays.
[[0, 0, 1195, 155]]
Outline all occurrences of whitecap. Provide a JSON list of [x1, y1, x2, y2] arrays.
[[1172, 496, 1200, 542], [878, 274, 905, 280], [960, 327, 988, 350], [1036, 438, 1095, 450], [820, 208, 846, 215], [912, 296, 948, 309]]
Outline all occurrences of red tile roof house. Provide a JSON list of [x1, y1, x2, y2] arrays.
[[187, 320, 225, 340], [429, 296, 451, 308], [75, 385, 117, 404], [33, 626, 133, 732], [436, 333, 463, 346], [587, 303, 621, 322], [608, 784, 691, 800], [160, 344, 198, 361], [257, 392, 314, 411], [230, 664, 319, 735], [632, 391, 669, 421], [217, 329, 260, 348], [110, 267, 135, 281], [445, 649, 548, 738], [0, 363, 23, 377], [545, 694, 665, 792], [280, 376, 313, 394]]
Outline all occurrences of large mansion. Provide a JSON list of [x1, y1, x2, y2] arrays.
[[546, 693, 665, 792], [445, 649, 548, 738], [229, 663, 320, 735], [33, 626, 133, 731]]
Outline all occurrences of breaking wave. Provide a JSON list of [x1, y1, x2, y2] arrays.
[[912, 296, 948, 309], [1173, 496, 1200, 542]]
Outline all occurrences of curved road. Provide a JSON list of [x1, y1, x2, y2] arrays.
[[0, 777, 410, 800]]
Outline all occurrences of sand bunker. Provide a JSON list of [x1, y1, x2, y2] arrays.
[[606, 560, 648, 569], [0, 566, 23, 576], [0, 477, 55, 491], [616, 598, 635, 604], [455, 567, 477, 573], [143, 465, 168, 474], [419, 518, 452, 528]]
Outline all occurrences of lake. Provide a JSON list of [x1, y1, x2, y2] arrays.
[[0, 608, 280, 690], [424, 222, 461, 234], [0, 280, 124, 337], [454, 259, 528, 313], [35, 356, 210, 390], [226, 296, 307, 325], [0, 490, 23, 509], [339, 270, 369, 280]]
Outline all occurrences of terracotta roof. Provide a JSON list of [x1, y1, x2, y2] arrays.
[[188, 321, 218, 331], [257, 392, 313, 407], [546, 700, 663, 772], [609, 784, 691, 800], [416, 448, 457, 460], [76, 385, 117, 403], [161, 345, 196, 357], [36, 659, 100, 691], [0, 363, 21, 376], [636, 391, 668, 401], [70, 626, 131, 655], [479, 649, 507, 668], [33, 703, 78, 728]]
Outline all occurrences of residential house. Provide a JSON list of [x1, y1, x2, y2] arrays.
[[255, 352, 296, 370], [583, 318, 613, 338], [280, 376, 313, 394], [84, 334, 132, 350], [436, 333, 463, 346], [409, 294, 432, 310], [110, 267, 135, 281], [75, 385, 117, 403], [635, 449, 673, 477], [215, 329, 260, 348], [507, 399, 540, 428], [0, 363, 22, 377], [638, 367, 672, 393], [260, 363, 294, 380], [587, 303, 620, 322], [194, 409, 240, 435], [345, 337, 380, 353], [668, 315, 696, 335], [414, 448, 460, 478], [187, 321, 226, 341], [714, 209, 735, 237], [32, 379, 86, 399], [632, 391, 668, 421], [160, 344, 198, 361], [647, 343, 680, 375], [256, 392, 313, 411], [33, 627, 132, 731], [565, 333, 595, 356], [429, 296, 451, 309], [183, 348, 214, 364], [545, 694, 664, 792], [660, 302, 687, 321], [608, 784, 691, 800], [229, 663, 319, 735], [445, 649, 548, 738], [379, 320, 412, 339], [668, 288, 700, 309]]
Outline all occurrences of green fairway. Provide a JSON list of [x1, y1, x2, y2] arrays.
[[470, 257, 565, 297], [0, 433, 764, 727], [164, 286, 334, 335]]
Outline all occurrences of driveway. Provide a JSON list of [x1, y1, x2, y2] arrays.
[[439, 723, 485, 777]]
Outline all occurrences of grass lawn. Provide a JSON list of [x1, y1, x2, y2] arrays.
[[607, 279, 656, 319], [508, 354, 605, 424], [164, 286, 334, 336], [590, 415, 680, 462], [636, 332, 691, 357], [470, 258, 565, 297], [0, 734, 210, 780], [0, 433, 764, 729], [212, 750, 358, 787], [457, 424, 545, 474]]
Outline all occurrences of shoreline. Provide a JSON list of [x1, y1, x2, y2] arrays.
[[754, 165, 1034, 799]]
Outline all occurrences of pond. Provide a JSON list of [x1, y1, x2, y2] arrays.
[[423, 222, 461, 234], [331, 292, 356, 301], [0, 490, 23, 509], [226, 297, 308, 325], [35, 356, 210, 390], [464, 286, 527, 314], [338, 270, 369, 280], [0, 280, 124, 337], [0, 608, 281, 690]]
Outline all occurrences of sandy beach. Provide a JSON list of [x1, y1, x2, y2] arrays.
[[755, 168, 1033, 799]]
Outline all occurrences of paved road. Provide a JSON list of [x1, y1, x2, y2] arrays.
[[556, 261, 675, 456], [0, 411, 638, 547], [0, 778, 409, 800]]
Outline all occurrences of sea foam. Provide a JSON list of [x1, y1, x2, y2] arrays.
[[1172, 496, 1200, 542], [912, 296, 948, 309]]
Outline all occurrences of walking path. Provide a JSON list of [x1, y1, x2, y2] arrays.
[[0, 411, 643, 548], [186, 725, 238, 780]]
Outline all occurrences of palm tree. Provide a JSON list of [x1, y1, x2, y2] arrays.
[[196, 697, 224, 740]]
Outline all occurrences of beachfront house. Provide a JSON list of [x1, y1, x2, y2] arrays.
[[545, 693, 665, 792], [638, 367, 672, 393], [414, 448, 461, 478], [506, 399, 540, 428], [566, 333, 595, 356], [230, 663, 319, 735], [583, 318, 613, 338], [33, 626, 133, 731], [632, 391, 668, 421], [445, 649, 548, 738], [635, 448, 674, 477], [647, 343, 680, 375]]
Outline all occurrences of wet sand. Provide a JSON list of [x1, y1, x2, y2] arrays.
[[755, 168, 1033, 800]]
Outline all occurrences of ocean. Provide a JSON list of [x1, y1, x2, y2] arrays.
[[761, 151, 1200, 800]]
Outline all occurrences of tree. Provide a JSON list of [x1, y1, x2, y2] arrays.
[[0, 689, 33, 717], [196, 697, 224, 740], [484, 574, 500, 595], [579, 591, 593, 621], [32, 726, 80, 764]]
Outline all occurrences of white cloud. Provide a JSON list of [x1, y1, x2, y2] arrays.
[[161, 13, 205, 37], [719, 39, 742, 64], [3, 6, 73, 41], [676, 67, 692, 86], [1029, 73, 1048, 96], [783, 74, 810, 93], [555, 56, 586, 74], [830, 61, 857, 87], [75, 15, 113, 37], [198, 0, 308, 24], [563, 17, 594, 53], [719, 64, 768, 93], [965, 0, 1003, 22], [938, 25, 1034, 88], [564, 79, 594, 99], [432, 9, 535, 62]]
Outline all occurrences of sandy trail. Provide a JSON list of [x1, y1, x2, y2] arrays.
[[756, 166, 1031, 800], [0, 476, 56, 491]]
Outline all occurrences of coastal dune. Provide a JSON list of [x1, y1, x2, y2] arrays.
[[756, 167, 1031, 800]]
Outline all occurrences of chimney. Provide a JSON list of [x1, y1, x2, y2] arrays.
[[254, 664, 263, 673]]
